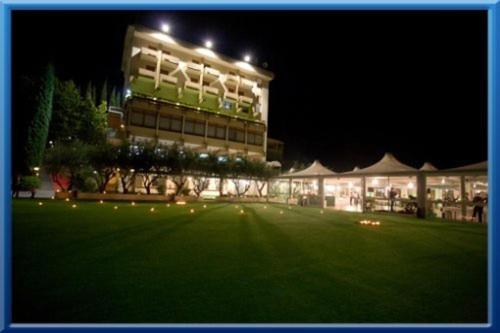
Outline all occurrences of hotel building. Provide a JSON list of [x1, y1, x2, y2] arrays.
[[114, 25, 274, 161]]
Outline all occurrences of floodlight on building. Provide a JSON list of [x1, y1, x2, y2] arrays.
[[161, 23, 170, 33], [244, 54, 251, 62], [372, 178, 379, 186], [441, 178, 446, 185], [205, 40, 213, 49], [408, 182, 414, 189], [125, 89, 132, 98]]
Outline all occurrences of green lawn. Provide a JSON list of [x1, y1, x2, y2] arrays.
[[12, 199, 487, 323]]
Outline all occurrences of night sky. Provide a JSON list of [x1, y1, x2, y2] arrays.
[[12, 10, 487, 171]]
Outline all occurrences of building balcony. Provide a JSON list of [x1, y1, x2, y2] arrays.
[[138, 67, 156, 80], [130, 75, 155, 97], [238, 95, 253, 104], [203, 86, 219, 96], [161, 58, 178, 72], [204, 67, 220, 78], [187, 62, 203, 71], [160, 74, 178, 85], [224, 91, 238, 101], [185, 81, 202, 91], [139, 47, 158, 64], [201, 92, 220, 111], [240, 77, 255, 88], [162, 53, 180, 65], [180, 85, 201, 107]]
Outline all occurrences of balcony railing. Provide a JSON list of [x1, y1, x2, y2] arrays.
[[138, 67, 156, 80], [239, 95, 253, 104]]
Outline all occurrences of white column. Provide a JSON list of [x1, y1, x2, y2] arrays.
[[460, 175, 467, 220], [417, 173, 426, 219], [318, 177, 325, 209], [361, 176, 366, 213]]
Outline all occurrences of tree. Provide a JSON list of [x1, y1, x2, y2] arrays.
[[49, 79, 83, 142], [79, 99, 107, 144], [116, 141, 140, 194], [24, 64, 55, 171], [253, 161, 279, 198], [168, 145, 195, 197], [209, 154, 230, 196], [100, 80, 108, 105], [230, 158, 252, 197], [44, 141, 89, 192], [191, 153, 213, 197], [89, 143, 119, 193], [136, 143, 168, 194], [110, 87, 118, 107]]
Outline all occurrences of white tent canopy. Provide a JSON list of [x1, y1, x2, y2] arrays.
[[279, 160, 336, 178], [420, 162, 438, 171], [440, 161, 487, 173], [345, 153, 417, 175]]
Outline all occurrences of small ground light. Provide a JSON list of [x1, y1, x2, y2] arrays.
[[240, 209, 244, 214], [114, 206, 118, 210], [288, 206, 292, 209], [150, 207, 155, 212], [280, 210, 283, 215], [38, 202, 43, 206], [166, 203, 170, 207], [320, 210, 324, 214], [190, 208, 195, 214], [71, 204, 77, 208], [263, 205, 267, 209], [51, 196, 55, 200], [131, 202, 136, 206], [203, 204, 207, 208], [99, 200, 104, 204], [358, 220, 381, 226], [65, 198, 70, 202]]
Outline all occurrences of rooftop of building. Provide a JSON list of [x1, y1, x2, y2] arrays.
[[126, 25, 274, 82]]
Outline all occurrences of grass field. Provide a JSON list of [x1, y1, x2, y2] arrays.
[[12, 199, 487, 324]]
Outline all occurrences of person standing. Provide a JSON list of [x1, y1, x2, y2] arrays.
[[389, 187, 397, 212], [472, 194, 485, 223]]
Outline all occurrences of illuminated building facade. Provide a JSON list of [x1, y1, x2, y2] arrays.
[[117, 25, 274, 160]]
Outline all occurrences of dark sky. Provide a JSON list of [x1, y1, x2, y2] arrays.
[[12, 10, 487, 171]]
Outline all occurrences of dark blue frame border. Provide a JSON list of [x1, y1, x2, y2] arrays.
[[1, 0, 499, 332]]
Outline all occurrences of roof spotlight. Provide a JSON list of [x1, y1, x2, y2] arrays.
[[161, 23, 170, 33]]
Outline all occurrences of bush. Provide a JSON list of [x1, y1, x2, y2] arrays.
[[19, 176, 41, 191], [19, 176, 41, 198], [81, 177, 98, 193]]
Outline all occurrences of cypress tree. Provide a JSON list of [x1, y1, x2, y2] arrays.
[[92, 85, 97, 106], [110, 87, 118, 107], [24, 64, 55, 171], [85, 81, 94, 106], [100, 80, 108, 104]]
